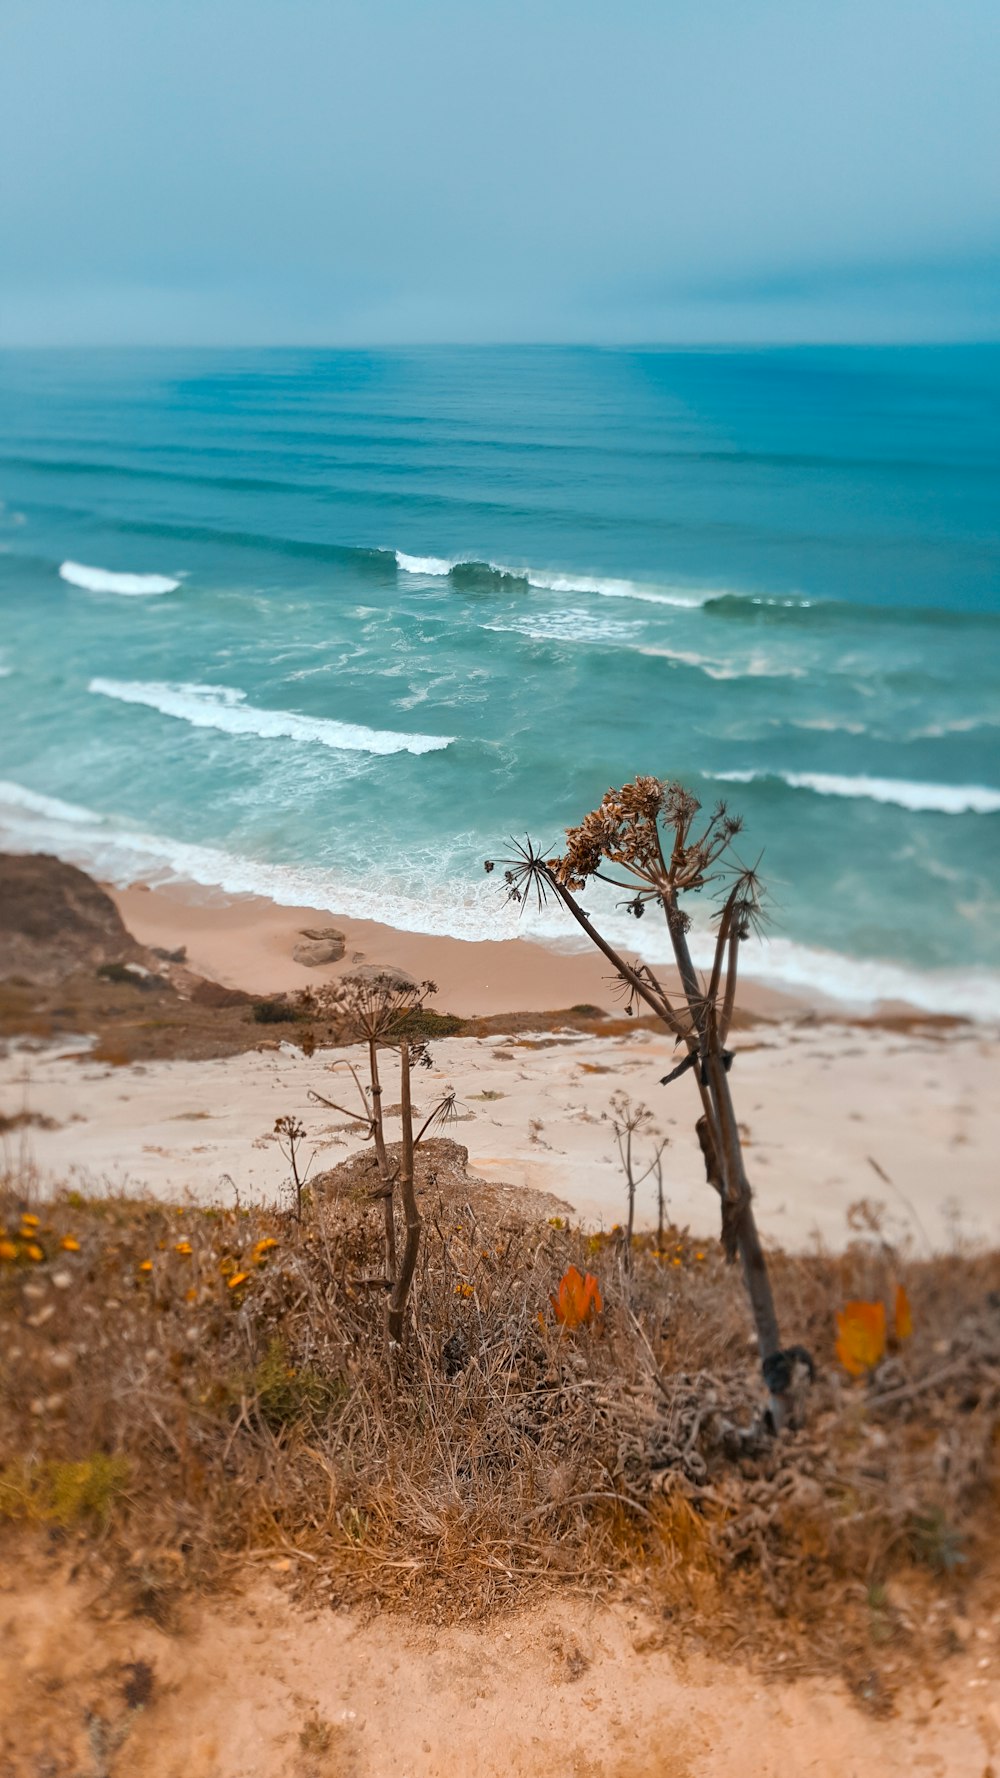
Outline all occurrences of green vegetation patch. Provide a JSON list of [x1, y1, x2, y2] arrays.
[[0, 1454, 131, 1526]]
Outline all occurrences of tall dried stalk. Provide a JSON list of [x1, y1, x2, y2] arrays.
[[306, 974, 455, 1345], [609, 1093, 667, 1274], [488, 777, 809, 1425]]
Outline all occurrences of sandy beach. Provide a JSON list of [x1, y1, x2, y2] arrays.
[[6, 997, 997, 1253], [110, 879, 811, 1022]]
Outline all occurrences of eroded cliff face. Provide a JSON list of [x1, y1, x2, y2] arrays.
[[0, 852, 149, 982]]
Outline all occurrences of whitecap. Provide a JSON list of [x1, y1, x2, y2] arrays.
[[481, 608, 642, 646], [639, 645, 805, 681], [394, 548, 724, 606], [88, 678, 454, 757], [0, 781, 98, 825], [712, 769, 1000, 815], [60, 560, 181, 596], [395, 552, 456, 577], [522, 569, 715, 607]]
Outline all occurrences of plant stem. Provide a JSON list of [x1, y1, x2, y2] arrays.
[[369, 1037, 396, 1282], [666, 899, 782, 1363], [387, 1042, 421, 1345]]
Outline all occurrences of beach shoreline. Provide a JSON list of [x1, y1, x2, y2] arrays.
[[110, 873, 885, 1025]]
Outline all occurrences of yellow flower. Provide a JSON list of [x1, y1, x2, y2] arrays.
[[20, 1213, 40, 1228], [251, 1237, 279, 1264], [138, 1259, 153, 1274], [174, 1241, 193, 1257], [0, 1240, 17, 1262], [453, 1282, 475, 1298], [60, 1235, 81, 1253], [24, 1243, 44, 1262], [227, 1271, 249, 1290]]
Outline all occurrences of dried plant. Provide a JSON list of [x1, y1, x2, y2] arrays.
[[305, 973, 456, 1344], [4, 1164, 999, 1678], [273, 1114, 310, 1220], [608, 1094, 668, 1272], [487, 777, 808, 1426]]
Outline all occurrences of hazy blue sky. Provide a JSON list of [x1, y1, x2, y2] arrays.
[[1, 0, 997, 344]]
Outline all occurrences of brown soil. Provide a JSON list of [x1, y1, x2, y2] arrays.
[[0, 853, 149, 982], [3, 1558, 997, 1778]]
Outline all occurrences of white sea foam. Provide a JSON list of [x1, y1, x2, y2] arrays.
[[395, 552, 456, 577], [522, 569, 714, 607], [60, 560, 181, 596], [1, 778, 997, 1020], [517, 888, 1000, 1020], [713, 769, 1000, 815], [88, 679, 454, 757], [0, 781, 501, 942], [481, 609, 642, 646], [0, 782, 99, 825], [639, 645, 805, 681], [394, 548, 721, 607]]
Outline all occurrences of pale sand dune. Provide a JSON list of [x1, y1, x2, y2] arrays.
[[4, 1020, 997, 1252]]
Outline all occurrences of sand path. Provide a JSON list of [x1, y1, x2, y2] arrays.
[[4, 1571, 998, 1777]]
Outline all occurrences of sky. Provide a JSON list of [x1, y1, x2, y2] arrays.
[[1, 0, 997, 345]]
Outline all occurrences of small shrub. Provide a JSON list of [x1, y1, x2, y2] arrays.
[[0, 1455, 130, 1526], [234, 1337, 343, 1431], [96, 961, 137, 985], [251, 998, 299, 1025], [393, 1007, 463, 1039]]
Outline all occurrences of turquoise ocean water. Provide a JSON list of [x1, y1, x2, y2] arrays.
[[0, 346, 997, 1015]]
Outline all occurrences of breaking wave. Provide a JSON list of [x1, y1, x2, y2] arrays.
[[88, 679, 454, 757], [60, 560, 181, 596], [394, 549, 716, 606], [712, 769, 1000, 815]]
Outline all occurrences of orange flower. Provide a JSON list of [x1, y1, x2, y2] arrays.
[[251, 1237, 279, 1264], [835, 1300, 886, 1377], [549, 1264, 603, 1330], [227, 1271, 249, 1291], [24, 1242, 44, 1263], [0, 1240, 17, 1262], [453, 1282, 474, 1298], [894, 1283, 913, 1342], [20, 1213, 40, 1229], [60, 1235, 81, 1252], [138, 1259, 153, 1274], [174, 1241, 193, 1257]]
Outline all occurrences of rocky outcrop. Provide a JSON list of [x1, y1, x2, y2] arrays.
[[0, 853, 151, 982], [292, 926, 346, 967]]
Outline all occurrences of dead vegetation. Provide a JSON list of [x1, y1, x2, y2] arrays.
[[2, 1148, 998, 1695], [489, 777, 811, 1426]]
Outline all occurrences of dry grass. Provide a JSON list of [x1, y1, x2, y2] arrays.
[[2, 1141, 998, 1689]]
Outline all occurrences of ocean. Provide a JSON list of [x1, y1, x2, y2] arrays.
[[0, 345, 997, 1016]]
